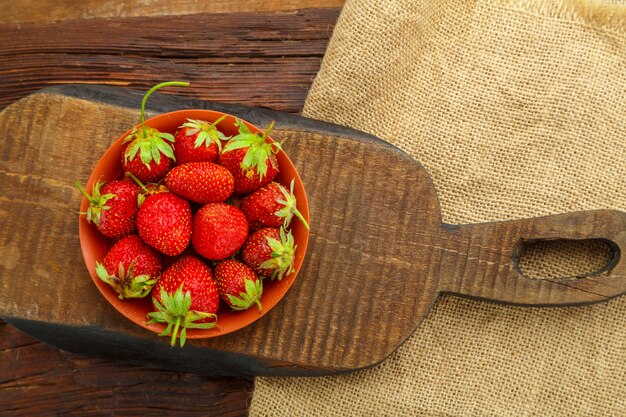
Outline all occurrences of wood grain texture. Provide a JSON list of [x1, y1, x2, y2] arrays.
[[2, 0, 345, 24], [0, 8, 339, 113], [0, 4, 343, 413], [0, 87, 441, 375], [3, 86, 626, 377], [0, 321, 252, 417]]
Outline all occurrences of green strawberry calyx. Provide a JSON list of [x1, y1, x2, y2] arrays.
[[95, 260, 158, 299], [123, 125, 176, 169], [274, 179, 310, 230], [74, 179, 115, 226], [146, 284, 218, 348], [226, 278, 263, 313], [223, 119, 280, 180], [180, 116, 230, 152], [259, 227, 297, 281], [123, 81, 190, 169]]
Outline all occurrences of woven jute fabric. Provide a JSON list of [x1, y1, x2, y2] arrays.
[[250, 0, 626, 415]]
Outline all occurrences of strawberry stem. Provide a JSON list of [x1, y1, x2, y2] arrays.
[[124, 171, 149, 193], [260, 120, 275, 141], [140, 81, 190, 137], [262, 121, 282, 155], [210, 115, 227, 128], [74, 179, 95, 204], [289, 179, 309, 230], [171, 316, 182, 347], [293, 208, 310, 230]]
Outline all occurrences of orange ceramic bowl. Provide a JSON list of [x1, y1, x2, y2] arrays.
[[79, 109, 309, 339]]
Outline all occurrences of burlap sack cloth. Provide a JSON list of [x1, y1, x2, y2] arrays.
[[250, 0, 626, 415]]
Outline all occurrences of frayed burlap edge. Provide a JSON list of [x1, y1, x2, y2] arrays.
[[500, 0, 626, 35]]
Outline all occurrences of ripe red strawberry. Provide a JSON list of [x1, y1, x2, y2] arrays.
[[218, 119, 280, 194], [215, 260, 262, 313], [164, 162, 234, 204], [192, 203, 249, 260], [136, 188, 192, 256], [121, 81, 189, 183], [75, 178, 140, 238], [240, 179, 309, 230], [147, 256, 219, 347], [242, 227, 296, 281], [173, 117, 229, 164], [95, 235, 162, 299], [121, 137, 173, 183]]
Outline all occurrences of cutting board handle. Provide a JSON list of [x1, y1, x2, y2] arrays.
[[438, 210, 626, 306]]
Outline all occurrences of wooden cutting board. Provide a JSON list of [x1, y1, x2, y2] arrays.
[[2, 85, 626, 376]]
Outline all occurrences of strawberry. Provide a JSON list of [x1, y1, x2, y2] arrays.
[[134, 181, 192, 256], [121, 139, 173, 183], [215, 260, 262, 313], [121, 81, 189, 183], [147, 256, 219, 347], [240, 179, 309, 230], [173, 117, 229, 164], [95, 235, 162, 299], [218, 119, 280, 194], [192, 203, 249, 260], [242, 227, 296, 281], [75, 178, 140, 238], [164, 162, 234, 204]]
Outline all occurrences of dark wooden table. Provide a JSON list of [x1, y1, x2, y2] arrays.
[[0, 2, 342, 415]]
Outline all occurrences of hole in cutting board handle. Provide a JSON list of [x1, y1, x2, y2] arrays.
[[516, 238, 620, 280]]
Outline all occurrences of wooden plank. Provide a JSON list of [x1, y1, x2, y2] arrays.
[[0, 8, 340, 113], [2, 0, 345, 24], [0, 322, 252, 417]]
